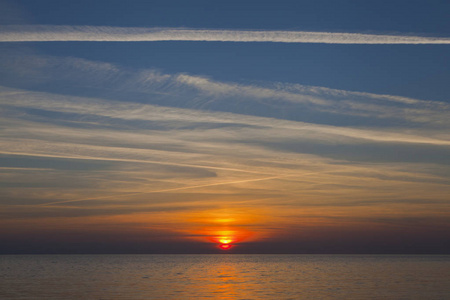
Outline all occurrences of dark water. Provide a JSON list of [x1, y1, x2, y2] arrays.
[[1, 255, 449, 299]]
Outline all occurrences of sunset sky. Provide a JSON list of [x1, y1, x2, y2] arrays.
[[1, 0, 449, 254]]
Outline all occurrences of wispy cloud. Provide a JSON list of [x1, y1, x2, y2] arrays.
[[2, 53, 449, 129], [1, 25, 450, 44], [1, 54, 449, 241], [1, 83, 449, 208], [1, 86, 449, 146]]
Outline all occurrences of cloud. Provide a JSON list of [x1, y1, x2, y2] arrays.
[[1, 55, 449, 236], [37, 175, 288, 207], [2, 53, 449, 129], [172, 74, 450, 127], [1, 86, 449, 146], [1, 25, 450, 44], [1, 83, 449, 210]]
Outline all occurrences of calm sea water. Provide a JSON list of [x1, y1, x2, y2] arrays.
[[1, 255, 449, 299]]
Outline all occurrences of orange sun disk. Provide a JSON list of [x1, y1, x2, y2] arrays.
[[219, 238, 232, 244], [217, 237, 234, 250], [219, 244, 232, 250]]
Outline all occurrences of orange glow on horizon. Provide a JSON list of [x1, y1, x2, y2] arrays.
[[174, 207, 274, 249], [207, 228, 254, 244]]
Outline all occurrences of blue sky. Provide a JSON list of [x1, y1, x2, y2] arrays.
[[3, 0, 450, 101], [0, 0, 449, 253]]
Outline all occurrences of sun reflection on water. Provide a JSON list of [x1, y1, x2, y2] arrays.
[[201, 258, 258, 299]]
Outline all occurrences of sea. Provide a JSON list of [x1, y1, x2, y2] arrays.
[[1, 254, 449, 299]]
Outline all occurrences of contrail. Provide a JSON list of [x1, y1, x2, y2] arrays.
[[0, 150, 271, 175], [1, 25, 449, 44], [37, 175, 288, 207]]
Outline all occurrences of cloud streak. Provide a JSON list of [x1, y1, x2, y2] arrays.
[[1, 86, 449, 146], [2, 54, 449, 129], [37, 175, 289, 207], [1, 25, 450, 44], [1, 56, 449, 228]]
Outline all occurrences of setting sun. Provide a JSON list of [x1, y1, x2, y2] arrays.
[[219, 238, 232, 244], [218, 237, 233, 250], [219, 244, 233, 250], [183, 208, 262, 249]]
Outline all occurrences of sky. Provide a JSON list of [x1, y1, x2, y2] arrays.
[[0, 0, 449, 254]]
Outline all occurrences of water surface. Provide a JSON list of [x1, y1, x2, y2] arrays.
[[1, 255, 449, 299]]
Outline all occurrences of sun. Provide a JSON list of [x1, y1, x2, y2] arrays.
[[219, 244, 232, 250], [184, 209, 259, 251], [219, 238, 232, 244], [217, 236, 234, 250]]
